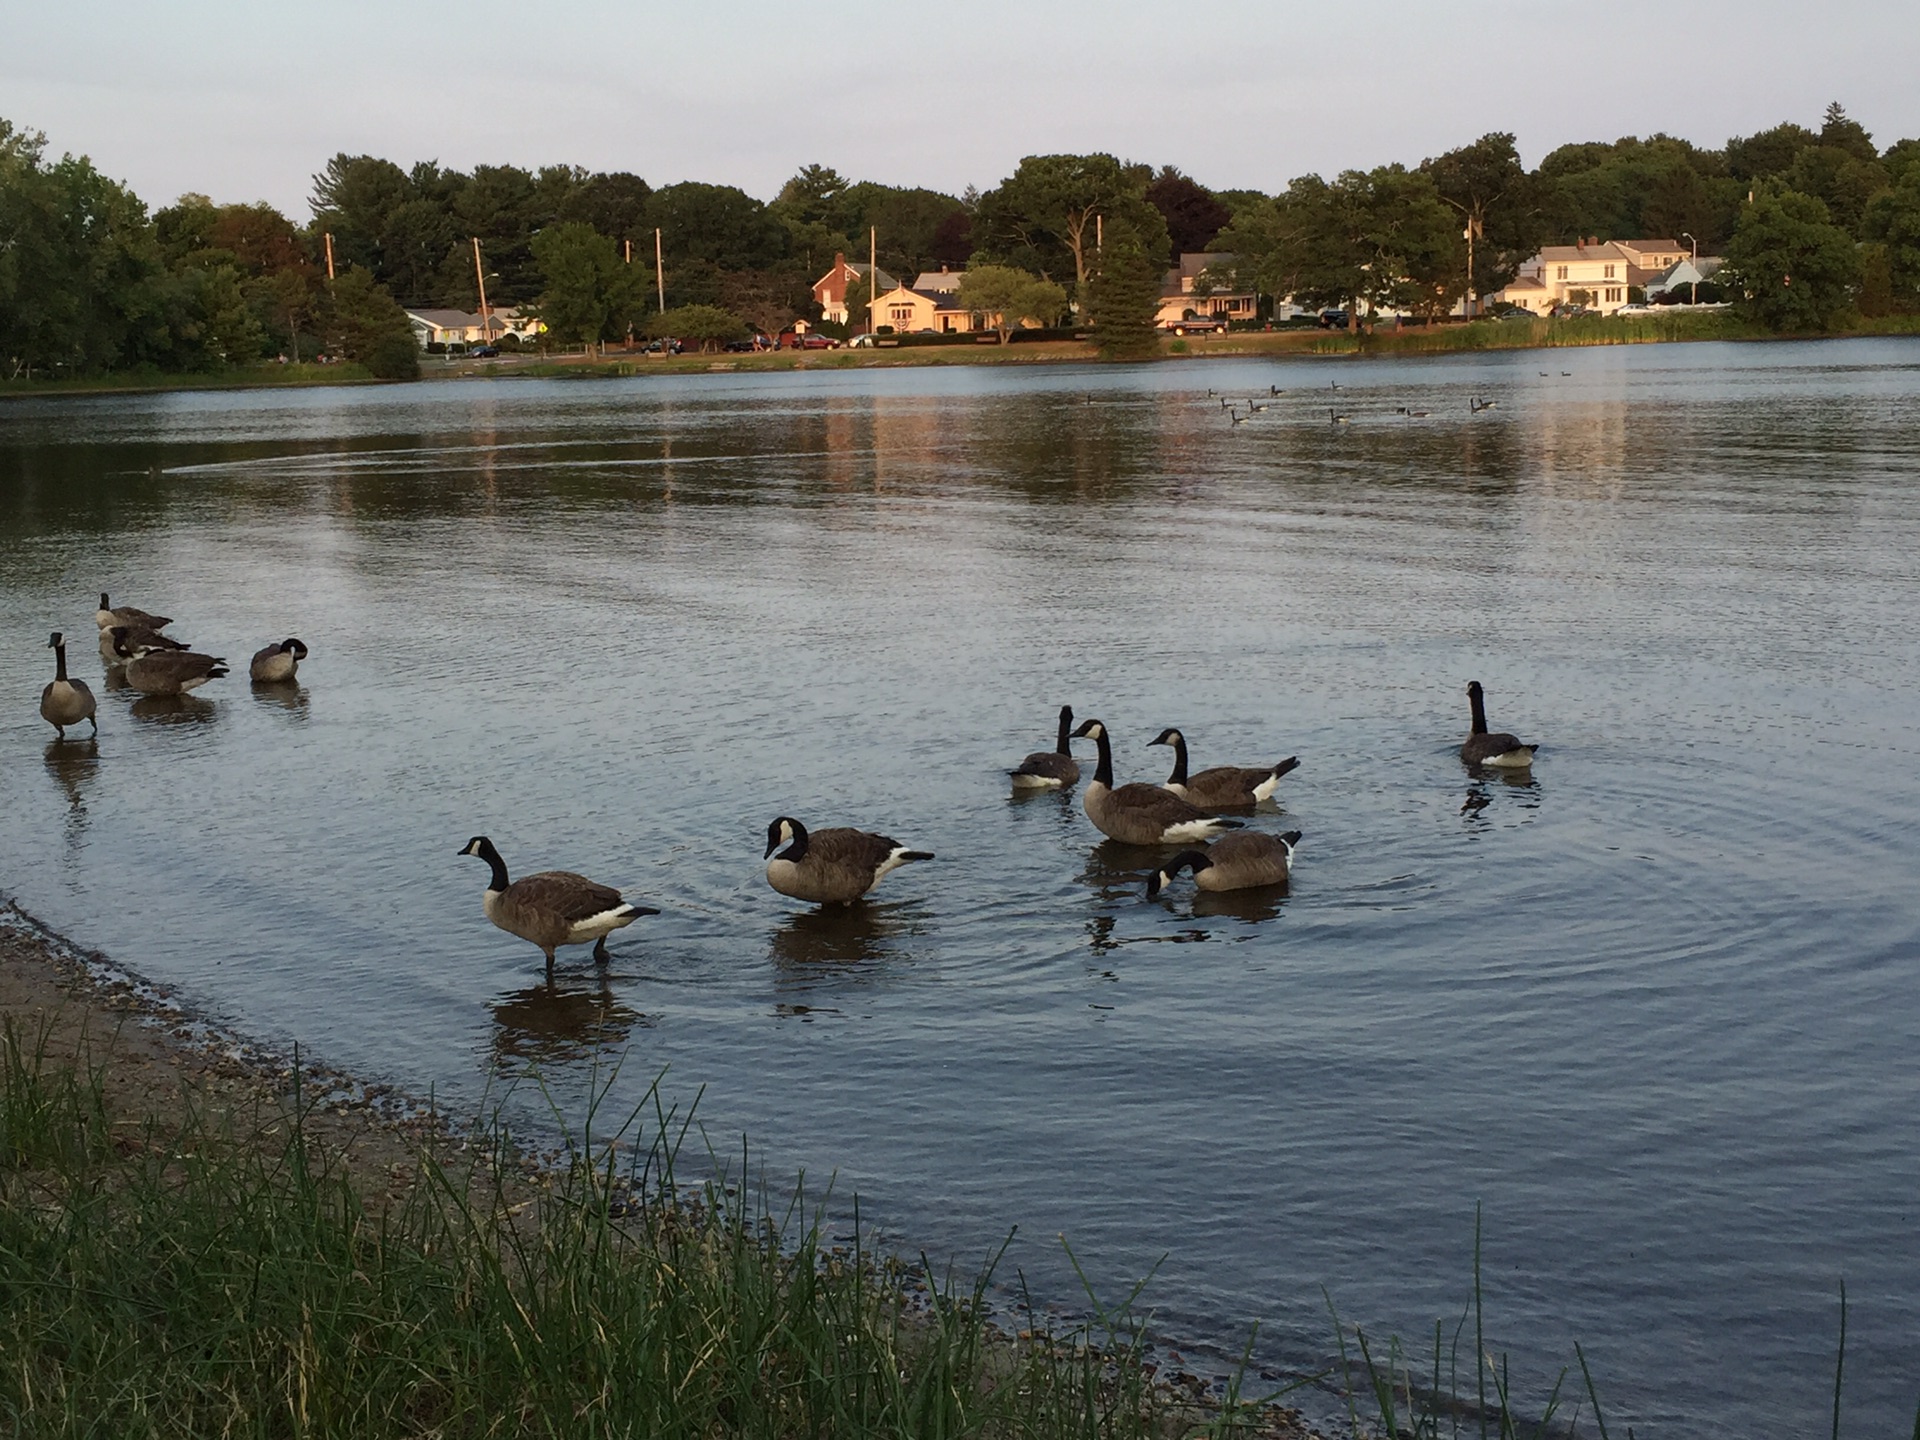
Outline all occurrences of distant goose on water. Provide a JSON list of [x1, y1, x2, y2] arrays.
[[1071, 719, 1244, 846], [1010, 705, 1081, 789], [1460, 680, 1538, 768], [459, 835, 657, 975], [1329, 409, 1351, 425], [1149, 727, 1299, 809], [1147, 830, 1302, 897], [95, 593, 172, 632], [764, 817, 934, 904], [250, 638, 309, 683], [1470, 397, 1499, 413], [40, 633, 96, 740]]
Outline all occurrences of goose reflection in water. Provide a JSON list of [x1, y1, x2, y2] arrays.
[[490, 976, 645, 1068], [129, 694, 217, 725], [250, 681, 311, 718], [1461, 770, 1543, 820], [43, 738, 99, 853], [768, 903, 913, 976], [1189, 886, 1289, 924], [1079, 838, 1172, 898]]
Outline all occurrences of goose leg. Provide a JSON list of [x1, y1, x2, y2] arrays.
[[88, 716, 97, 735], [544, 948, 556, 979], [593, 937, 611, 966]]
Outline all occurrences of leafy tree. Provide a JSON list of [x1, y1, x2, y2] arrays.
[[956, 264, 1069, 344], [718, 264, 809, 336], [309, 154, 412, 276], [1421, 133, 1544, 305], [646, 303, 747, 352], [929, 209, 972, 265], [1783, 145, 1888, 236], [842, 182, 970, 279], [322, 268, 419, 378], [1145, 166, 1231, 262], [1083, 219, 1162, 358], [1882, 139, 1920, 187], [1536, 134, 1739, 248], [378, 198, 458, 304], [773, 164, 850, 229], [973, 154, 1169, 294], [645, 182, 789, 271], [530, 222, 650, 354], [1864, 167, 1920, 308], [562, 171, 654, 245], [1819, 102, 1878, 164], [1725, 122, 1817, 182], [1719, 185, 1862, 331]]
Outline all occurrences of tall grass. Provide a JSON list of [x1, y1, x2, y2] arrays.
[[0, 1020, 1296, 1438]]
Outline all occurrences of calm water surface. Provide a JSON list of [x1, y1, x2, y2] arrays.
[[3, 342, 1918, 1436]]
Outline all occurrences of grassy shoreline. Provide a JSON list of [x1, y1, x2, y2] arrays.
[[6, 315, 1916, 400]]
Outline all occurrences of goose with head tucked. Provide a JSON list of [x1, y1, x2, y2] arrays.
[[40, 633, 97, 740], [95, 593, 173, 632], [1149, 727, 1299, 809], [100, 624, 187, 664], [1070, 719, 1244, 846], [764, 817, 933, 904], [112, 633, 229, 696], [1009, 705, 1081, 789], [459, 835, 657, 976], [250, 638, 309, 683], [1460, 680, 1538, 768], [1147, 830, 1302, 897]]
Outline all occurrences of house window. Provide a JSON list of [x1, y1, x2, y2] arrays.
[[889, 305, 913, 326], [1556, 265, 1568, 280], [1604, 264, 1616, 278]]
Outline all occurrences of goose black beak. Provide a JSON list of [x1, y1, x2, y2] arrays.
[[634, 905, 662, 917]]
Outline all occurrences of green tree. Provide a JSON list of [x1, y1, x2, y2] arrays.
[[530, 222, 651, 354], [1422, 134, 1546, 306], [646, 304, 747, 352], [1783, 144, 1888, 236], [1084, 219, 1162, 358], [956, 264, 1069, 344], [1719, 185, 1862, 331], [1725, 122, 1817, 182], [561, 171, 654, 246], [645, 182, 789, 271], [1863, 167, 1920, 308], [973, 154, 1169, 295], [309, 154, 412, 278], [1145, 166, 1231, 262], [322, 269, 419, 378]]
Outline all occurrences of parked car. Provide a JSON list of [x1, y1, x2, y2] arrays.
[[723, 338, 758, 352], [1318, 309, 1349, 329], [470, 345, 500, 358], [847, 333, 879, 348], [796, 334, 837, 350]]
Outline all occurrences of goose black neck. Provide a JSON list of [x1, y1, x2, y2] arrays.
[[782, 819, 810, 861], [1054, 707, 1073, 756], [99, 593, 110, 611], [1468, 686, 1490, 736], [1090, 727, 1114, 787], [478, 840, 510, 892], [1165, 733, 1190, 785], [52, 641, 68, 682]]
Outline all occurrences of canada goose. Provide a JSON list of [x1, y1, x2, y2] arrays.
[[1460, 680, 1538, 768], [1229, 407, 1248, 425], [1147, 830, 1302, 897], [1396, 406, 1431, 418], [1470, 397, 1499, 413], [1010, 705, 1081, 788], [459, 835, 657, 975], [100, 624, 187, 663], [40, 633, 97, 740], [764, 817, 933, 904], [113, 637, 229, 696], [1270, 384, 1283, 395], [1071, 719, 1244, 846], [250, 638, 309, 683], [1149, 728, 1299, 808], [95, 593, 172, 631], [1329, 409, 1350, 425]]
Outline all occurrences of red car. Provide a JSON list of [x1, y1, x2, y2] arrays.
[[787, 333, 838, 350]]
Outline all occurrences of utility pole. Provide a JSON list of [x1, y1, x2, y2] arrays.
[[323, 232, 335, 282], [471, 237, 491, 352], [655, 228, 665, 314], [1463, 217, 1482, 320], [869, 225, 877, 333], [1681, 232, 1698, 305]]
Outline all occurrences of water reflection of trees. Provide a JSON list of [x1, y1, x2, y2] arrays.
[[489, 975, 645, 1068]]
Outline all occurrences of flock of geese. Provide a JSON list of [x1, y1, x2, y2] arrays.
[[37, 593, 1539, 980], [1196, 379, 1532, 427]]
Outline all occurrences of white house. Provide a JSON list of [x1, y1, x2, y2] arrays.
[[404, 307, 545, 349], [1156, 253, 1259, 331]]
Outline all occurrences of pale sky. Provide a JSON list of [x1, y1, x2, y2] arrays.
[[5, 0, 1916, 219]]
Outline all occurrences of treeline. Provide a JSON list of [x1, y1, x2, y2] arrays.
[[5, 103, 1919, 380]]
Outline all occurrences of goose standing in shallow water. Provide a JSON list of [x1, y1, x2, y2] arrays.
[[1071, 719, 1244, 846], [1149, 727, 1298, 808], [1010, 705, 1081, 788], [1460, 680, 1538, 768], [459, 835, 657, 975], [95, 593, 172, 632], [250, 638, 309, 683], [40, 633, 97, 740], [100, 624, 186, 663], [764, 818, 933, 904], [1147, 830, 1302, 897], [113, 635, 229, 696]]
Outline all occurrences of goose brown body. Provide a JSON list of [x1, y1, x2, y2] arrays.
[[250, 638, 309, 682], [100, 625, 186, 663], [764, 817, 933, 904], [459, 835, 656, 975], [117, 643, 229, 696], [95, 593, 172, 632], [1150, 728, 1299, 808], [1010, 704, 1081, 788], [1460, 681, 1538, 768], [40, 633, 97, 739], [1148, 830, 1301, 897], [1071, 719, 1244, 846]]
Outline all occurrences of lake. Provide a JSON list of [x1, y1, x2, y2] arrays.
[[3, 340, 1918, 1436]]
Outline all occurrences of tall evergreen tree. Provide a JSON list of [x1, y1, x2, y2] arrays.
[[1085, 219, 1162, 359]]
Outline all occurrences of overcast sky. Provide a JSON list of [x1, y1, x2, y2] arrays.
[[6, 1, 1916, 219]]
